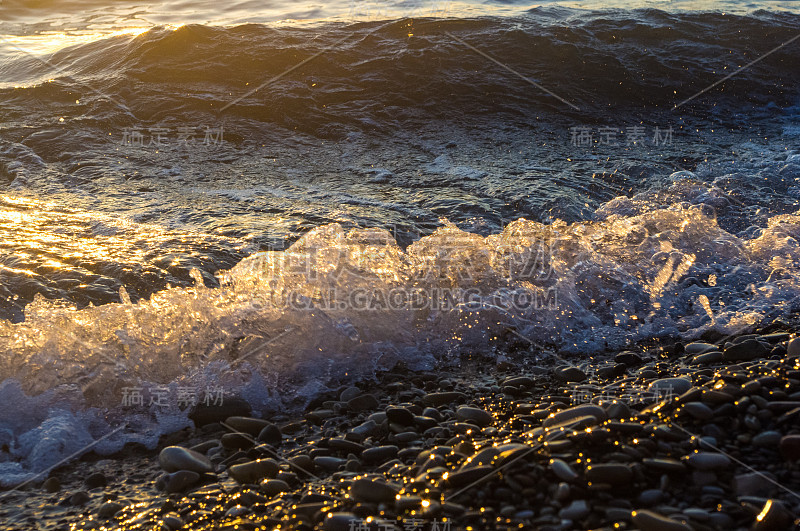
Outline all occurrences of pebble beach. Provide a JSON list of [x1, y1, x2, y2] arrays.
[[3, 321, 800, 531]]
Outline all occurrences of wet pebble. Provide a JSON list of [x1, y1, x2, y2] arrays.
[[221, 433, 253, 450], [684, 342, 718, 355], [347, 394, 380, 411], [386, 406, 415, 426], [543, 404, 606, 429], [350, 478, 400, 503], [260, 478, 290, 496], [685, 452, 730, 471], [225, 416, 271, 436], [164, 470, 200, 493], [229, 459, 279, 484], [638, 489, 663, 505], [162, 513, 186, 530], [423, 392, 467, 406], [42, 477, 60, 493], [446, 465, 494, 487], [559, 499, 589, 521], [681, 402, 713, 420], [159, 446, 214, 474], [550, 459, 578, 482], [752, 430, 781, 448], [340, 386, 362, 402], [752, 499, 793, 530], [585, 463, 632, 485], [631, 509, 691, 531], [455, 406, 493, 427], [85, 472, 107, 490], [362, 445, 399, 464], [779, 434, 800, 460], [324, 513, 361, 531], [70, 491, 90, 506], [723, 339, 769, 361], [257, 423, 282, 445], [555, 366, 587, 383], [787, 337, 800, 357], [98, 501, 123, 518], [314, 456, 347, 472], [647, 377, 691, 396]]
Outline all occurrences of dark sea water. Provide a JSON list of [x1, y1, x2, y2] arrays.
[[1, 0, 799, 483]]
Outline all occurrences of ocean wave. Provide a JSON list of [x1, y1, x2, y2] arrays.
[[3, 170, 800, 483], [2, 11, 799, 126]]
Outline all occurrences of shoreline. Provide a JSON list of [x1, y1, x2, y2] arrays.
[[2, 322, 800, 530]]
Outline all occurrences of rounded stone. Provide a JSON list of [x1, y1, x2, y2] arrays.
[[615, 352, 643, 366], [446, 465, 494, 487], [98, 501, 123, 518], [164, 470, 200, 493], [313, 456, 347, 471], [642, 458, 686, 474], [752, 499, 793, 531], [637, 489, 663, 505], [685, 452, 730, 471], [423, 392, 467, 406], [225, 416, 270, 436], [559, 499, 589, 521], [555, 366, 587, 383], [260, 479, 291, 496], [386, 406, 415, 426], [647, 378, 691, 396], [362, 445, 399, 464], [159, 446, 214, 474], [455, 406, 493, 427], [550, 459, 579, 482], [779, 434, 800, 460], [682, 402, 713, 420], [543, 404, 607, 429], [221, 433, 253, 450], [684, 342, 718, 355], [605, 402, 631, 420], [229, 459, 279, 484], [85, 472, 107, 490], [70, 491, 90, 506], [691, 351, 722, 365], [722, 339, 769, 361], [189, 397, 251, 427], [787, 337, 800, 358], [347, 394, 380, 411], [350, 478, 400, 503], [162, 513, 186, 530], [257, 423, 283, 445], [585, 463, 633, 485], [752, 430, 781, 448], [42, 477, 61, 493], [631, 510, 691, 531], [325, 513, 361, 531], [340, 386, 362, 402]]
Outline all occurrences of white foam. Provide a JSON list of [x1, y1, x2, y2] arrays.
[[3, 169, 800, 484]]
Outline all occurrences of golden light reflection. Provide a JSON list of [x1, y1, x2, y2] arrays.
[[3, 27, 153, 57]]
